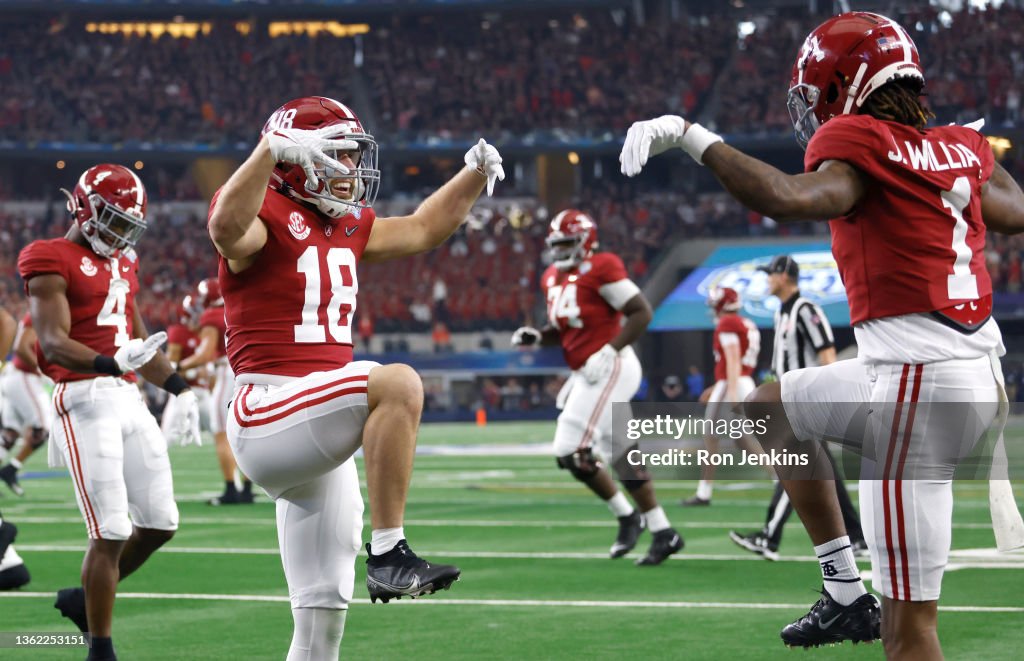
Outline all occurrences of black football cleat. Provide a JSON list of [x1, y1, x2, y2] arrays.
[[0, 520, 17, 559], [636, 528, 684, 566], [680, 494, 710, 507], [780, 588, 881, 648], [0, 465, 23, 497], [207, 489, 241, 506], [365, 540, 460, 604], [729, 530, 780, 562], [55, 586, 89, 632], [610, 511, 644, 558]]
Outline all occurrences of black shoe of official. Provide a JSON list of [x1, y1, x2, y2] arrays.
[[851, 538, 870, 559], [680, 494, 710, 507], [0, 465, 23, 497], [780, 588, 881, 648], [365, 539, 460, 604], [729, 530, 780, 562], [636, 528, 684, 566], [610, 511, 644, 558], [207, 489, 240, 506], [55, 586, 89, 632]]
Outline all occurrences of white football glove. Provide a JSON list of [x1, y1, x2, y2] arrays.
[[580, 344, 619, 385], [113, 332, 167, 373], [619, 115, 688, 177], [464, 138, 505, 196], [166, 389, 202, 447], [511, 326, 542, 347], [265, 126, 357, 190]]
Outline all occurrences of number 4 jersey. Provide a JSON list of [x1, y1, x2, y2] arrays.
[[212, 186, 375, 378], [805, 113, 1003, 364], [541, 253, 640, 370], [18, 238, 140, 383]]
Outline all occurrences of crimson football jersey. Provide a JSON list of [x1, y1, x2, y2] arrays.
[[166, 322, 204, 387], [12, 313, 36, 373], [806, 114, 994, 325], [198, 307, 227, 359], [212, 186, 375, 377], [712, 313, 759, 382], [18, 238, 139, 383], [541, 253, 636, 370]]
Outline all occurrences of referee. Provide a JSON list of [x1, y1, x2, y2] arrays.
[[729, 255, 865, 560]]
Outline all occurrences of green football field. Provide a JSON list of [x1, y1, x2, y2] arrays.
[[0, 421, 1021, 660]]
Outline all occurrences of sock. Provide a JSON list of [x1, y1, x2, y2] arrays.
[[224, 480, 237, 494], [606, 491, 634, 517], [287, 607, 346, 661], [370, 527, 404, 555], [814, 535, 868, 606], [643, 506, 671, 533], [88, 636, 116, 661], [696, 480, 713, 501], [10, 459, 21, 470]]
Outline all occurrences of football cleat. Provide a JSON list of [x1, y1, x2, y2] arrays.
[[851, 538, 870, 558], [365, 540, 460, 604], [0, 465, 24, 497], [610, 510, 644, 558], [0, 520, 18, 558], [780, 588, 881, 648], [680, 494, 710, 507], [636, 528, 684, 566], [207, 489, 248, 506], [55, 587, 89, 632], [729, 530, 780, 562]]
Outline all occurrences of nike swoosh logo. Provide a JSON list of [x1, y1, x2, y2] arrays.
[[345, 225, 358, 236], [818, 613, 843, 630]]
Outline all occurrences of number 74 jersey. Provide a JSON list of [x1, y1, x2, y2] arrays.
[[541, 253, 640, 370], [18, 238, 140, 383], [213, 186, 375, 378]]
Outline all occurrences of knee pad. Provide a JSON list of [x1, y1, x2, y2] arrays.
[[612, 445, 651, 492], [556, 447, 603, 482]]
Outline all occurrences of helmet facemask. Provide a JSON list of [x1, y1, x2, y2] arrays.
[[546, 234, 586, 271], [787, 83, 821, 150], [301, 133, 381, 220], [62, 187, 147, 258]]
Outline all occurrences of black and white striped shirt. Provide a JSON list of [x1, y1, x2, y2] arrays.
[[772, 292, 834, 375]]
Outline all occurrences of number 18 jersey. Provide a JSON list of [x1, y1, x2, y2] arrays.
[[541, 253, 639, 370], [212, 186, 376, 378], [18, 238, 139, 383]]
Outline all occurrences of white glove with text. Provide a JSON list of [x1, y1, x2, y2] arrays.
[[265, 126, 357, 189], [113, 332, 167, 373]]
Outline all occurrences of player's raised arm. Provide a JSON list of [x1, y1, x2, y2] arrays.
[[207, 140, 274, 260], [363, 139, 504, 262], [620, 116, 866, 221], [981, 162, 1024, 234]]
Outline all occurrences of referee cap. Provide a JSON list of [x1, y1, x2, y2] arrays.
[[758, 255, 799, 279]]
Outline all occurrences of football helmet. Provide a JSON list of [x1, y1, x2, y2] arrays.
[[707, 287, 741, 315], [195, 278, 223, 310], [180, 294, 201, 325], [261, 96, 380, 220], [787, 12, 924, 149], [62, 164, 148, 258], [546, 209, 598, 270]]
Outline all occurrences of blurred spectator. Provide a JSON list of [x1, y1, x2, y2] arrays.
[[685, 365, 706, 401], [657, 375, 685, 403], [358, 311, 375, 352], [432, 321, 452, 353]]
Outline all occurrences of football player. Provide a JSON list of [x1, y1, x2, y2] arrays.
[[18, 164, 201, 661], [682, 286, 762, 507], [207, 96, 504, 659], [621, 11, 1024, 657], [176, 278, 251, 505], [160, 295, 212, 440], [512, 209, 683, 565], [0, 313, 53, 495], [0, 510, 29, 591]]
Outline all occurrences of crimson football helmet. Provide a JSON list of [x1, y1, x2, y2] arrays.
[[707, 287, 741, 315], [195, 278, 223, 309], [61, 164, 148, 258], [788, 12, 924, 149], [180, 294, 201, 325], [261, 96, 380, 220], [546, 209, 598, 270]]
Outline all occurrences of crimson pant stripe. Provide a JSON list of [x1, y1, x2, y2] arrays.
[[235, 384, 368, 428], [882, 364, 911, 600], [893, 364, 924, 600], [578, 357, 621, 451], [240, 375, 368, 416], [56, 383, 102, 539]]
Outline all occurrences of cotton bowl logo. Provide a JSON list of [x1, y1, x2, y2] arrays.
[[80, 256, 97, 277], [287, 211, 310, 240], [697, 251, 846, 321]]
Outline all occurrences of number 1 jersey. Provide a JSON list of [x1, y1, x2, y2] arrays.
[[18, 238, 140, 383], [212, 186, 376, 378]]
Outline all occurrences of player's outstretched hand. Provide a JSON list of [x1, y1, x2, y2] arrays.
[[465, 138, 505, 196], [619, 115, 689, 177], [511, 326, 542, 347], [265, 126, 356, 190], [581, 344, 618, 385], [113, 331, 167, 373], [167, 390, 203, 447]]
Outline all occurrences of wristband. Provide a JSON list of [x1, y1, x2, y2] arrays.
[[93, 355, 123, 377], [163, 373, 189, 396], [680, 123, 724, 164]]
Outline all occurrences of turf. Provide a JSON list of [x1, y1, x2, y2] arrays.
[[0, 420, 1020, 660]]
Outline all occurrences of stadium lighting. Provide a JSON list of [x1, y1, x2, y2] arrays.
[[987, 136, 1013, 159], [737, 21, 756, 38], [56, 160, 65, 170], [567, 152, 580, 165], [134, 161, 145, 170]]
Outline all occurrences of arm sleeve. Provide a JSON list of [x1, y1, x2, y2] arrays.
[[17, 242, 68, 290], [717, 332, 740, 348], [598, 279, 641, 310], [795, 302, 834, 352]]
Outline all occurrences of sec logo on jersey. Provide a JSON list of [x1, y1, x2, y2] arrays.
[[288, 211, 311, 241]]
